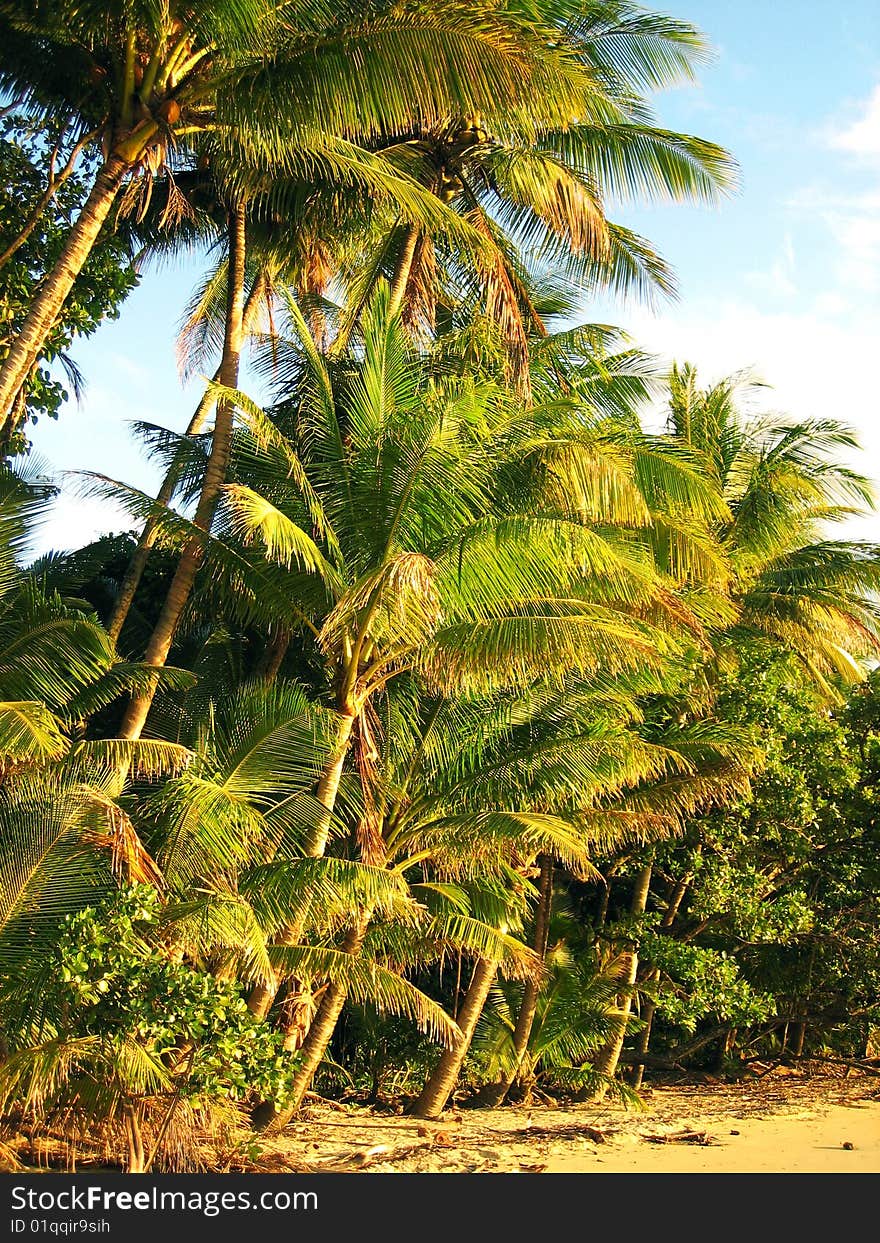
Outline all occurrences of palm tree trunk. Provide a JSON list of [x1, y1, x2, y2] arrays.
[[264, 913, 370, 1131], [116, 202, 248, 740], [488, 856, 553, 1106], [629, 871, 690, 1088], [246, 978, 280, 1023], [592, 861, 653, 1089], [630, 967, 659, 1090], [412, 956, 498, 1119], [123, 1104, 146, 1175], [304, 710, 357, 857], [107, 270, 268, 646], [0, 155, 129, 430], [246, 709, 357, 1021], [256, 627, 291, 682], [387, 223, 420, 318]]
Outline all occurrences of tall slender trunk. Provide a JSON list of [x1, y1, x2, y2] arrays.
[[412, 956, 498, 1120], [123, 1104, 146, 1175], [107, 270, 268, 645], [592, 862, 653, 1089], [246, 709, 357, 1022], [791, 1021, 807, 1059], [0, 156, 129, 430], [387, 223, 420, 318], [489, 856, 553, 1106], [303, 709, 357, 858], [262, 914, 370, 1131], [117, 203, 248, 741], [256, 627, 291, 682], [630, 872, 690, 1089], [630, 967, 659, 1090]]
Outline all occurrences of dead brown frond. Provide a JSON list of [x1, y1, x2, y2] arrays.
[[157, 167, 196, 231], [82, 800, 165, 889], [401, 232, 438, 337]]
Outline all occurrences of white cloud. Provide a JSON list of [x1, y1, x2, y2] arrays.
[[830, 214, 880, 289], [797, 84, 880, 294], [37, 494, 134, 555], [786, 185, 880, 294], [28, 380, 171, 556], [829, 84, 880, 160], [625, 299, 880, 544], [745, 233, 797, 299], [812, 292, 849, 317]]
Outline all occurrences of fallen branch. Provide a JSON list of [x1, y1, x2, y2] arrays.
[[808, 1056, 880, 1077], [621, 1024, 730, 1072], [642, 1129, 716, 1146]]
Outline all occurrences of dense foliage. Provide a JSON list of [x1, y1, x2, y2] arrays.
[[0, 0, 877, 1173]]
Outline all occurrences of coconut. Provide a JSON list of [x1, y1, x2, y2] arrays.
[[157, 98, 181, 125]]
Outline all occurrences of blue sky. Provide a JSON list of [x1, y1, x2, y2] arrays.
[[29, 0, 880, 551]]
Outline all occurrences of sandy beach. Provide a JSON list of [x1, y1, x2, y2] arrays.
[[256, 1071, 880, 1174]]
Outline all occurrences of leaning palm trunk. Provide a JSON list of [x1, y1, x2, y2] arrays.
[[304, 709, 357, 858], [412, 956, 499, 1119], [486, 856, 553, 1106], [117, 202, 248, 741], [0, 155, 130, 430], [386, 223, 420, 318], [247, 709, 358, 1021], [261, 912, 371, 1131], [107, 270, 269, 644], [591, 862, 653, 1091]]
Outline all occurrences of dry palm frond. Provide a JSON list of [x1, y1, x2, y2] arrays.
[[81, 801, 165, 889]]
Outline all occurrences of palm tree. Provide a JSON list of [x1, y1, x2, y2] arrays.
[[475, 924, 633, 1103], [93, 286, 733, 1070], [103, 145, 488, 647], [334, 0, 736, 374], [0, 0, 598, 430], [585, 366, 880, 1089], [408, 662, 754, 1117], [666, 363, 880, 682], [101, 282, 701, 742]]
